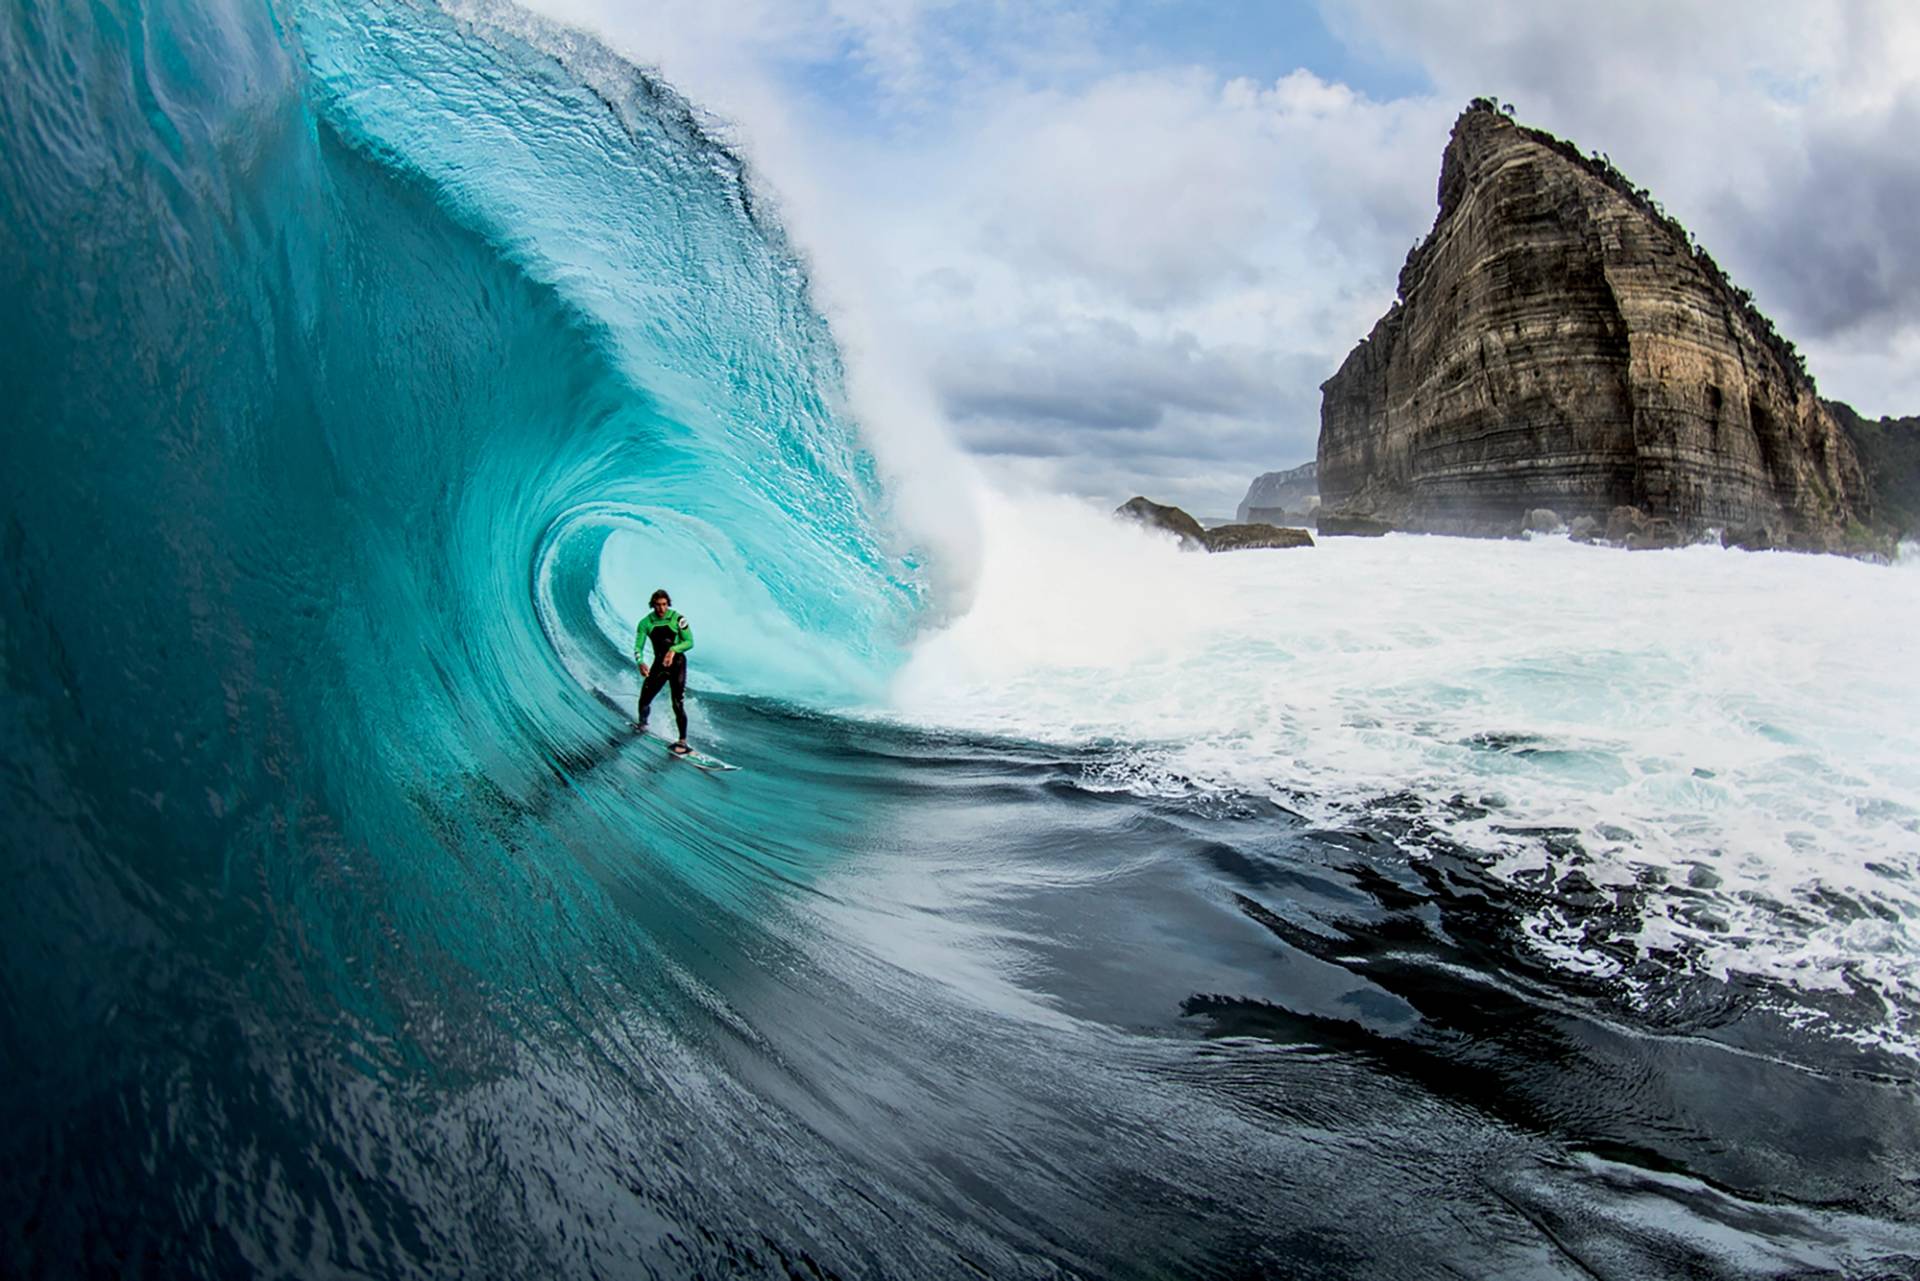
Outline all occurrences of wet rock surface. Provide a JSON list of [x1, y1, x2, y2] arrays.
[[1117, 499, 1314, 552], [1116, 495, 1208, 549], [1317, 511, 1395, 538], [1202, 522, 1315, 551]]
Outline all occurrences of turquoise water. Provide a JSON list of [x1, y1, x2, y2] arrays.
[[4, 2, 1918, 1276]]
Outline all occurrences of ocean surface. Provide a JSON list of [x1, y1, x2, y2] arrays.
[[4, 1, 1918, 1277]]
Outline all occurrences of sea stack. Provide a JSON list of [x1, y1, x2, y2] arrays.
[[1317, 102, 1872, 550]]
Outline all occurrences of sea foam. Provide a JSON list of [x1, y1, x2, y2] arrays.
[[892, 493, 1920, 1034]]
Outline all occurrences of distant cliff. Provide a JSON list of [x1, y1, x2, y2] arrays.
[[1236, 461, 1319, 522], [1829, 403, 1920, 537], [1318, 102, 1873, 551]]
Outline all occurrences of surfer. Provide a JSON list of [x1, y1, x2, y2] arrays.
[[635, 588, 694, 755]]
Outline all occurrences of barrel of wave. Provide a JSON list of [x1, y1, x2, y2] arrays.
[[537, 503, 898, 714]]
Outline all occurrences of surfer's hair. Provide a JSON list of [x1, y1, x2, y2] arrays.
[[649, 588, 671, 606]]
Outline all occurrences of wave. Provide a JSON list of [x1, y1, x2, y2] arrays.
[[6, 1, 1919, 1276], [2, 0, 932, 1267]]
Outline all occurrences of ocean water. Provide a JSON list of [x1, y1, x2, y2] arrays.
[[893, 496, 1920, 1032], [4, 2, 1918, 1278]]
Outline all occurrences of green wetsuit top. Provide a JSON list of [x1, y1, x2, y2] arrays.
[[634, 608, 695, 665]]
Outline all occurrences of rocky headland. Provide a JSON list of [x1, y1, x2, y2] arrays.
[[1116, 497, 1313, 552], [1316, 101, 1879, 554], [1236, 462, 1319, 523]]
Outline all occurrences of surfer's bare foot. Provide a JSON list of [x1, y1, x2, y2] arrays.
[[671, 741, 690, 756]]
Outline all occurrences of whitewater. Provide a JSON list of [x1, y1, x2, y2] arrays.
[[4, 0, 1918, 1278], [890, 499, 1920, 1024]]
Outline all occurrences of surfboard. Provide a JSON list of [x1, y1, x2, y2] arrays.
[[669, 743, 739, 772]]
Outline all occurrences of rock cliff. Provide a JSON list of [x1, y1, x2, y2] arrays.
[[1829, 402, 1920, 537], [1236, 462, 1319, 522], [1317, 103, 1872, 550]]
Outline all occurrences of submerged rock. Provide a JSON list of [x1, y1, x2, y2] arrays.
[[1317, 101, 1873, 553], [1605, 505, 1686, 550], [1203, 522, 1314, 552], [1626, 519, 1685, 551], [1605, 505, 1649, 544], [1317, 511, 1395, 537], [1722, 524, 1775, 552]]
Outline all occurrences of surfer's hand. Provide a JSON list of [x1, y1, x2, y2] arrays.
[[662, 651, 675, 667], [638, 663, 649, 677]]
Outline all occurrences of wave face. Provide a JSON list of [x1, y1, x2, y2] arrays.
[[1, 0, 926, 1270], [5, 2, 1920, 1278]]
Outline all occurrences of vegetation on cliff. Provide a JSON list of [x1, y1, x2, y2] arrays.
[[1829, 403, 1920, 535], [1321, 99, 1874, 550], [1454, 99, 1812, 390]]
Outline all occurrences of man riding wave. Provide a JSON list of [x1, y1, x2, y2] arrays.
[[635, 588, 694, 755]]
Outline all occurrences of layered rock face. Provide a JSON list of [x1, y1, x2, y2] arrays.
[[1318, 106, 1871, 548]]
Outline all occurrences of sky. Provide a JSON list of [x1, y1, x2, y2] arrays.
[[523, 0, 1920, 516]]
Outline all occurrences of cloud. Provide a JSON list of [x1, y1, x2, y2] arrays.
[[834, 65, 1446, 507], [1715, 93, 1920, 351], [521, 0, 1920, 508], [952, 69, 1446, 310], [1332, 0, 1920, 411], [942, 323, 1277, 426]]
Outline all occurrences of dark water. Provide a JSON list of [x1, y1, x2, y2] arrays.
[[3, 0, 1917, 1276]]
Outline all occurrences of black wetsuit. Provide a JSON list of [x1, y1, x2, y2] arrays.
[[635, 608, 692, 740]]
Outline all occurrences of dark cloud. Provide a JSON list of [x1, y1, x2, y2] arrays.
[[933, 320, 1317, 432], [947, 387, 1164, 432], [951, 422, 1079, 458], [938, 322, 1327, 510], [1714, 95, 1920, 344]]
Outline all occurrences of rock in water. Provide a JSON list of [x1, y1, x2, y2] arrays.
[[1115, 496, 1208, 549], [1605, 505, 1650, 544], [1317, 511, 1394, 538], [1316, 101, 1872, 552], [1722, 525, 1776, 552], [1202, 522, 1314, 552], [1114, 499, 1314, 552]]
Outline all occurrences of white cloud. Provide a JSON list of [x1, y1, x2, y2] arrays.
[[1333, 0, 1920, 414], [837, 65, 1448, 508], [521, 0, 1920, 515]]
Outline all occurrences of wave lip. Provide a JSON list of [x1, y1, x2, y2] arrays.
[[294, 0, 924, 704]]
